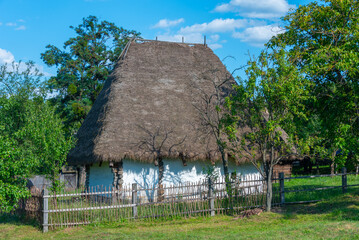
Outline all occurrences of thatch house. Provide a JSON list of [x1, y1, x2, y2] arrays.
[[68, 39, 259, 190]]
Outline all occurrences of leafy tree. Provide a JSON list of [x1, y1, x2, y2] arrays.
[[193, 66, 245, 207], [19, 100, 74, 192], [0, 136, 30, 212], [41, 15, 141, 134], [0, 62, 40, 211], [0, 61, 74, 196], [0, 61, 44, 137], [224, 47, 310, 211], [270, 0, 359, 173]]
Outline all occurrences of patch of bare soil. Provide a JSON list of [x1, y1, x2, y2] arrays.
[[234, 208, 264, 220]]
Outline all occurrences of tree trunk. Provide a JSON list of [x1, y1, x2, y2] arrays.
[[158, 158, 164, 202], [316, 158, 320, 175], [219, 146, 233, 213], [220, 147, 231, 190], [219, 146, 229, 179], [330, 151, 336, 175], [266, 168, 273, 212]]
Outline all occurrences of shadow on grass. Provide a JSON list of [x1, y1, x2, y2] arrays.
[[0, 212, 41, 229], [279, 190, 359, 221], [272, 180, 359, 203]]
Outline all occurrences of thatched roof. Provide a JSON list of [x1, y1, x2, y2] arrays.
[[68, 40, 236, 165]]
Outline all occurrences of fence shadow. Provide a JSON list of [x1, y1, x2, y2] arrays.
[[280, 184, 358, 202], [278, 190, 359, 221]]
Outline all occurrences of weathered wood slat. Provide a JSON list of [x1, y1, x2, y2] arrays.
[[35, 171, 359, 232]]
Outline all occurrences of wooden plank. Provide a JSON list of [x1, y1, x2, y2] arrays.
[[42, 189, 49, 233]]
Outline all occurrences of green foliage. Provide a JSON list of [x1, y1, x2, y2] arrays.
[[0, 61, 74, 202], [0, 137, 30, 212], [18, 101, 74, 192], [203, 165, 219, 182], [225, 46, 310, 164], [270, 0, 359, 171], [41, 15, 141, 135], [224, 46, 311, 211], [0, 61, 44, 97]]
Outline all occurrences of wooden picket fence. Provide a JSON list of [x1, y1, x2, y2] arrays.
[[42, 175, 267, 232], [24, 168, 359, 232]]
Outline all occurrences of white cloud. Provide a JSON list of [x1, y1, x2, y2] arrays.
[[6, 22, 17, 27], [208, 43, 223, 50], [0, 48, 51, 76], [156, 33, 222, 50], [0, 48, 15, 64], [153, 18, 185, 28], [157, 32, 204, 43], [180, 18, 251, 34], [214, 0, 295, 19], [15, 25, 26, 31], [233, 25, 283, 46], [210, 34, 220, 42], [4, 21, 26, 31]]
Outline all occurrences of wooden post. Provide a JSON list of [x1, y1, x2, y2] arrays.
[[182, 36, 184, 43], [157, 158, 164, 202], [231, 172, 236, 197], [204, 35, 207, 46], [111, 161, 123, 190], [43, 189, 49, 233], [110, 161, 123, 204], [208, 178, 215, 216], [279, 172, 285, 205], [132, 183, 138, 218], [342, 167, 347, 193], [78, 166, 86, 189]]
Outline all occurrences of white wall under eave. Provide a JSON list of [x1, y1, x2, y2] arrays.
[[88, 159, 260, 189]]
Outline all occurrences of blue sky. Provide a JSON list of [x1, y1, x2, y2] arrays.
[[0, 0, 312, 78]]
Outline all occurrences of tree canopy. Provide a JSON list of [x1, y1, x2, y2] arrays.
[[224, 46, 310, 211], [0, 61, 73, 211], [270, 0, 359, 172], [41, 15, 141, 134]]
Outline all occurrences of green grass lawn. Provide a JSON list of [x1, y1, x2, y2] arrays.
[[272, 173, 359, 203], [1, 190, 359, 240]]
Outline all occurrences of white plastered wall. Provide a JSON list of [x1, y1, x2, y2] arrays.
[[89, 159, 260, 188]]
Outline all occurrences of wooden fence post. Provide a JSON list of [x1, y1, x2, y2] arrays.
[[279, 172, 285, 205], [132, 183, 138, 218], [342, 167, 347, 193], [208, 178, 215, 216], [42, 189, 49, 233]]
